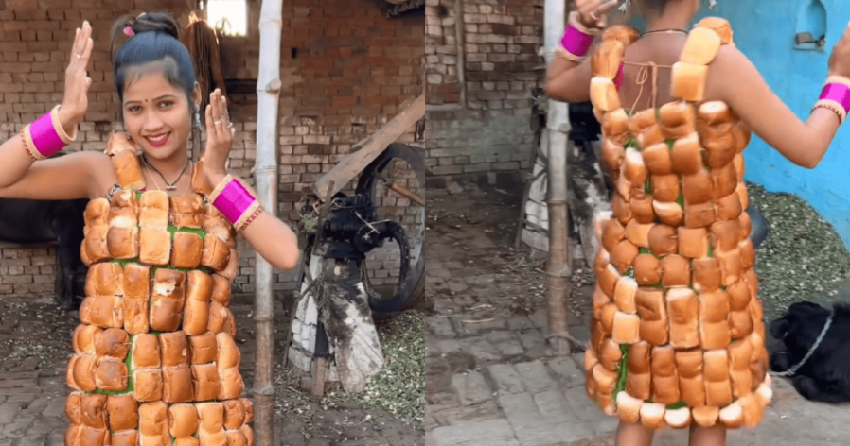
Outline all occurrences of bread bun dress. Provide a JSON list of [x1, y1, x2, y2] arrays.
[[585, 18, 772, 430], [64, 133, 255, 445]]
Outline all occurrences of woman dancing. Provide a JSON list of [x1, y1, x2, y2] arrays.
[[546, 0, 850, 445], [0, 12, 298, 443]]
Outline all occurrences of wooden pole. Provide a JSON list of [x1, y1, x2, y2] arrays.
[[543, 0, 573, 355], [255, 0, 283, 444]]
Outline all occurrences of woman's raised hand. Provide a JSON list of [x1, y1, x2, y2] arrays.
[[575, 0, 619, 29], [200, 89, 234, 187], [59, 21, 93, 134], [829, 21, 850, 78]]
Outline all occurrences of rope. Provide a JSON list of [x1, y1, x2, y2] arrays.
[[771, 312, 833, 377]]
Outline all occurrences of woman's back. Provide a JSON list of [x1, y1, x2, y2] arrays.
[[619, 33, 689, 112]]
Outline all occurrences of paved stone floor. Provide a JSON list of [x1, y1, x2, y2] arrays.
[[0, 294, 422, 445], [425, 180, 850, 446]]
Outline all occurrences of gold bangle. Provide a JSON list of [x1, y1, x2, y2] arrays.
[[237, 202, 265, 232], [20, 127, 38, 162], [49, 105, 77, 145], [812, 99, 846, 124], [556, 46, 585, 62]]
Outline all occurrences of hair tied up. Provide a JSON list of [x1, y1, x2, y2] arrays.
[[123, 26, 134, 37]]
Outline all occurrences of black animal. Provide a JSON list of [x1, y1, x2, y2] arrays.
[[0, 195, 89, 311], [769, 300, 850, 403]]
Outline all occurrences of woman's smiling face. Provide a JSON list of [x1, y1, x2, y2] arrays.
[[122, 69, 192, 162]]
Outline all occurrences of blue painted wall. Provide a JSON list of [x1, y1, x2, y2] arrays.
[[626, 0, 850, 248]]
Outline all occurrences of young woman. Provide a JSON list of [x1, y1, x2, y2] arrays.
[[547, 1, 850, 445], [0, 12, 299, 272]]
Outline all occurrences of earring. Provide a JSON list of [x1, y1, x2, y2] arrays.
[[706, 0, 717, 9], [619, 0, 630, 14], [193, 107, 204, 131]]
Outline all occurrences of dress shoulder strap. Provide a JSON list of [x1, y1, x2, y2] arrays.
[[671, 17, 735, 103]]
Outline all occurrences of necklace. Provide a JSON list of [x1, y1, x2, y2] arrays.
[[142, 154, 190, 191], [643, 28, 688, 36]]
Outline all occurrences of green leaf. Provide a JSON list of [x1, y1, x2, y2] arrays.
[[612, 345, 630, 409], [665, 140, 675, 150], [666, 401, 688, 410]]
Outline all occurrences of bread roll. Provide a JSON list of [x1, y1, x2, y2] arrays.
[[733, 153, 745, 179], [601, 138, 625, 173], [737, 211, 752, 241], [197, 402, 225, 434], [755, 381, 773, 407], [79, 393, 108, 429], [593, 285, 611, 321], [697, 17, 734, 44], [611, 194, 631, 225], [718, 401, 744, 428], [225, 429, 250, 446], [123, 298, 150, 335], [139, 401, 169, 436], [123, 263, 151, 301], [635, 287, 668, 338], [670, 132, 702, 175], [222, 399, 246, 429], [666, 287, 700, 349], [598, 336, 622, 370], [736, 181, 749, 210], [615, 391, 642, 423], [692, 257, 720, 293], [107, 393, 139, 431], [78, 426, 109, 446], [716, 248, 743, 285], [153, 268, 187, 299], [184, 299, 210, 336], [678, 227, 709, 258], [703, 136, 737, 170], [739, 393, 765, 428], [107, 227, 140, 260], [65, 391, 82, 425], [700, 318, 732, 350], [158, 331, 189, 368], [653, 200, 683, 227], [140, 228, 171, 266], [648, 224, 678, 256], [671, 61, 708, 102], [107, 133, 145, 190], [665, 407, 692, 429], [89, 262, 124, 296], [174, 438, 200, 446], [108, 204, 138, 229], [79, 297, 94, 325], [676, 350, 706, 407], [66, 355, 81, 390], [169, 195, 205, 229], [660, 100, 696, 130], [84, 198, 111, 227], [626, 220, 652, 249], [612, 312, 641, 344], [711, 163, 738, 198], [172, 232, 204, 269], [690, 405, 718, 428], [593, 363, 618, 394], [590, 77, 621, 112], [650, 346, 680, 404], [602, 219, 626, 253], [715, 193, 742, 221], [211, 274, 232, 307], [216, 332, 241, 370], [626, 341, 651, 398], [95, 328, 130, 360], [738, 238, 755, 270], [602, 26, 641, 45], [603, 108, 630, 137], [633, 254, 662, 285], [192, 160, 214, 196], [192, 363, 222, 402], [88, 295, 122, 329], [661, 255, 690, 287], [639, 403, 666, 430], [113, 430, 141, 446], [681, 26, 721, 65], [133, 369, 164, 403], [189, 332, 218, 364], [709, 220, 738, 251], [163, 365, 194, 403], [624, 147, 647, 184], [64, 425, 81, 445], [184, 270, 213, 302], [629, 195, 655, 224], [202, 234, 232, 272], [73, 324, 102, 354], [629, 108, 656, 134], [729, 309, 754, 339], [612, 276, 638, 316], [594, 249, 611, 278], [208, 301, 230, 335], [610, 239, 639, 274], [168, 403, 200, 437], [139, 190, 169, 229], [742, 268, 758, 301], [637, 124, 665, 150], [699, 289, 730, 324], [133, 334, 161, 369], [642, 142, 673, 175], [683, 200, 717, 229], [682, 170, 714, 205], [219, 249, 240, 281], [150, 298, 185, 333], [703, 350, 733, 407], [592, 40, 625, 79], [594, 212, 612, 242]]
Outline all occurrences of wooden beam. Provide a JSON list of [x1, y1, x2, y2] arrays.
[[311, 94, 425, 202]]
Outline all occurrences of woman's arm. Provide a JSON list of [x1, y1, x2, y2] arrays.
[[237, 212, 300, 271], [0, 150, 113, 200], [710, 45, 842, 169], [546, 57, 595, 104]]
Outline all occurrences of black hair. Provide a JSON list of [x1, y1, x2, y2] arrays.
[[110, 12, 195, 107]]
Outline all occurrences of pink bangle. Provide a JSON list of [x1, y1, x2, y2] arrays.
[[25, 105, 75, 160], [815, 77, 850, 124], [208, 175, 262, 231], [561, 12, 594, 59]]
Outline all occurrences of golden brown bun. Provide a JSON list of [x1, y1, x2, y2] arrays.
[[123, 263, 151, 301], [739, 393, 765, 428], [711, 162, 738, 198], [683, 200, 716, 229], [197, 402, 225, 434], [66, 355, 80, 390], [730, 367, 754, 399], [737, 212, 753, 242], [222, 399, 246, 429], [601, 138, 625, 173], [133, 369, 164, 403], [184, 299, 210, 336], [222, 307, 238, 337], [697, 17, 734, 44], [716, 248, 743, 285], [729, 309, 754, 339], [625, 220, 652, 249], [168, 403, 200, 438], [736, 181, 750, 210], [613, 276, 638, 314], [692, 405, 718, 427], [169, 195, 205, 229], [78, 425, 109, 446], [682, 170, 714, 205], [637, 124, 665, 150], [715, 193, 742, 221], [676, 351, 705, 407], [90, 262, 124, 296], [113, 430, 141, 446], [83, 230, 111, 271], [598, 264, 620, 298], [665, 407, 692, 429], [207, 301, 229, 334], [79, 297, 94, 325], [610, 240, 639, 274], [95, 327, 130, 360], [681, 27, 721, 65], [159, 331, 189, 368], [652, 200, 683, 227], [219, 249, 240, 281], [593, 362, 619, 392], [599, 303, 619, 338], [110, 187, 138, 209], [598, 337, 622, 371], [111, 150, 146, 191], [150, 298, 185, 332], [592, 40, 625, 79], [186, 270, 214, 302], [174, 436, 200, 446], [108, 205, 138, 230], [671, 61, 708, 102], [189, 332, 219, 364], [594, 249, 611, 278], [80, 241, 94, 267], [192, 161, 214, 196], [80, 393, 108, 429], [139, 229, 171, 266], [718, 401, 743, 428], [153, 268, 187, 299], [65, 391, 82, 424], [123, 298, 150, 335], [614, 391, 642, 423], [601, 219, 626, 253], [649, 346, 680, 404], [670, 132, 703, 175], [139, 190, 169, 229], [216, 332, 241, 370], [171, 232, 204, 269], [660, 100, 696, 131], [590, 77, 621, 112], [132, 334, 162, 369], [612, 312, 641, 344], [84, 198, 111, 227], [593, 285, 610, 321], [633, 254, 661, 285], [648, 224, 678, 256], [611, 194, 631, 225], [642, 142, 673, 175], [704, 351, 734, 407], [639, 403, 666, 430], [602, 108, 630, 137], [629, 195, 655, 224], [666, 287, 700, 349], [726, 282, 752, 313], [703, 138, 737, 171], [709, 220, 739, 251], [206, 219, 237, 249], [163, 365, 194, 403], [699, 300, 731, 350], [677, 227, 709, 259], [624, 147, 647, 184], [139, 400, 169, 436], [635, 288, 666, 321], [650, 174, 680, 202], [192, 363, 222, 402], [602, 26, 640, 45], [202, 234, 232, 272], [692, 257, 720, 293], [73, 324, 102, 354], [697, 100, 732, 126], [88, 295, 122, 329], [225, 430, 250, 446], [627, 342, 651, 389], [738, 238, 755, 269], [629, 109, 657, 134], [211, 275, 232, 307], [107, 393, 139, 431]]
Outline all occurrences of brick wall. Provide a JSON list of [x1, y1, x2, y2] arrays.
[[0, 0, 424, 298], [424, 0, 542, 178]]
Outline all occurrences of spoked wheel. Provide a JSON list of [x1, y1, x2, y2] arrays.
[[355, 143, 426, 318]]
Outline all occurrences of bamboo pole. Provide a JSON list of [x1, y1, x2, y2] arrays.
[[255, 0, 283, 444], [543, 0, 573, 355]]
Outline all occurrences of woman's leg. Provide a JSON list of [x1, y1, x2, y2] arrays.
[[688, 424, 726, 446], [615, 421, 654, 446]]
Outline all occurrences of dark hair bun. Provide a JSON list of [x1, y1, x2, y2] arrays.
[[131, 12, 180, 40]]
